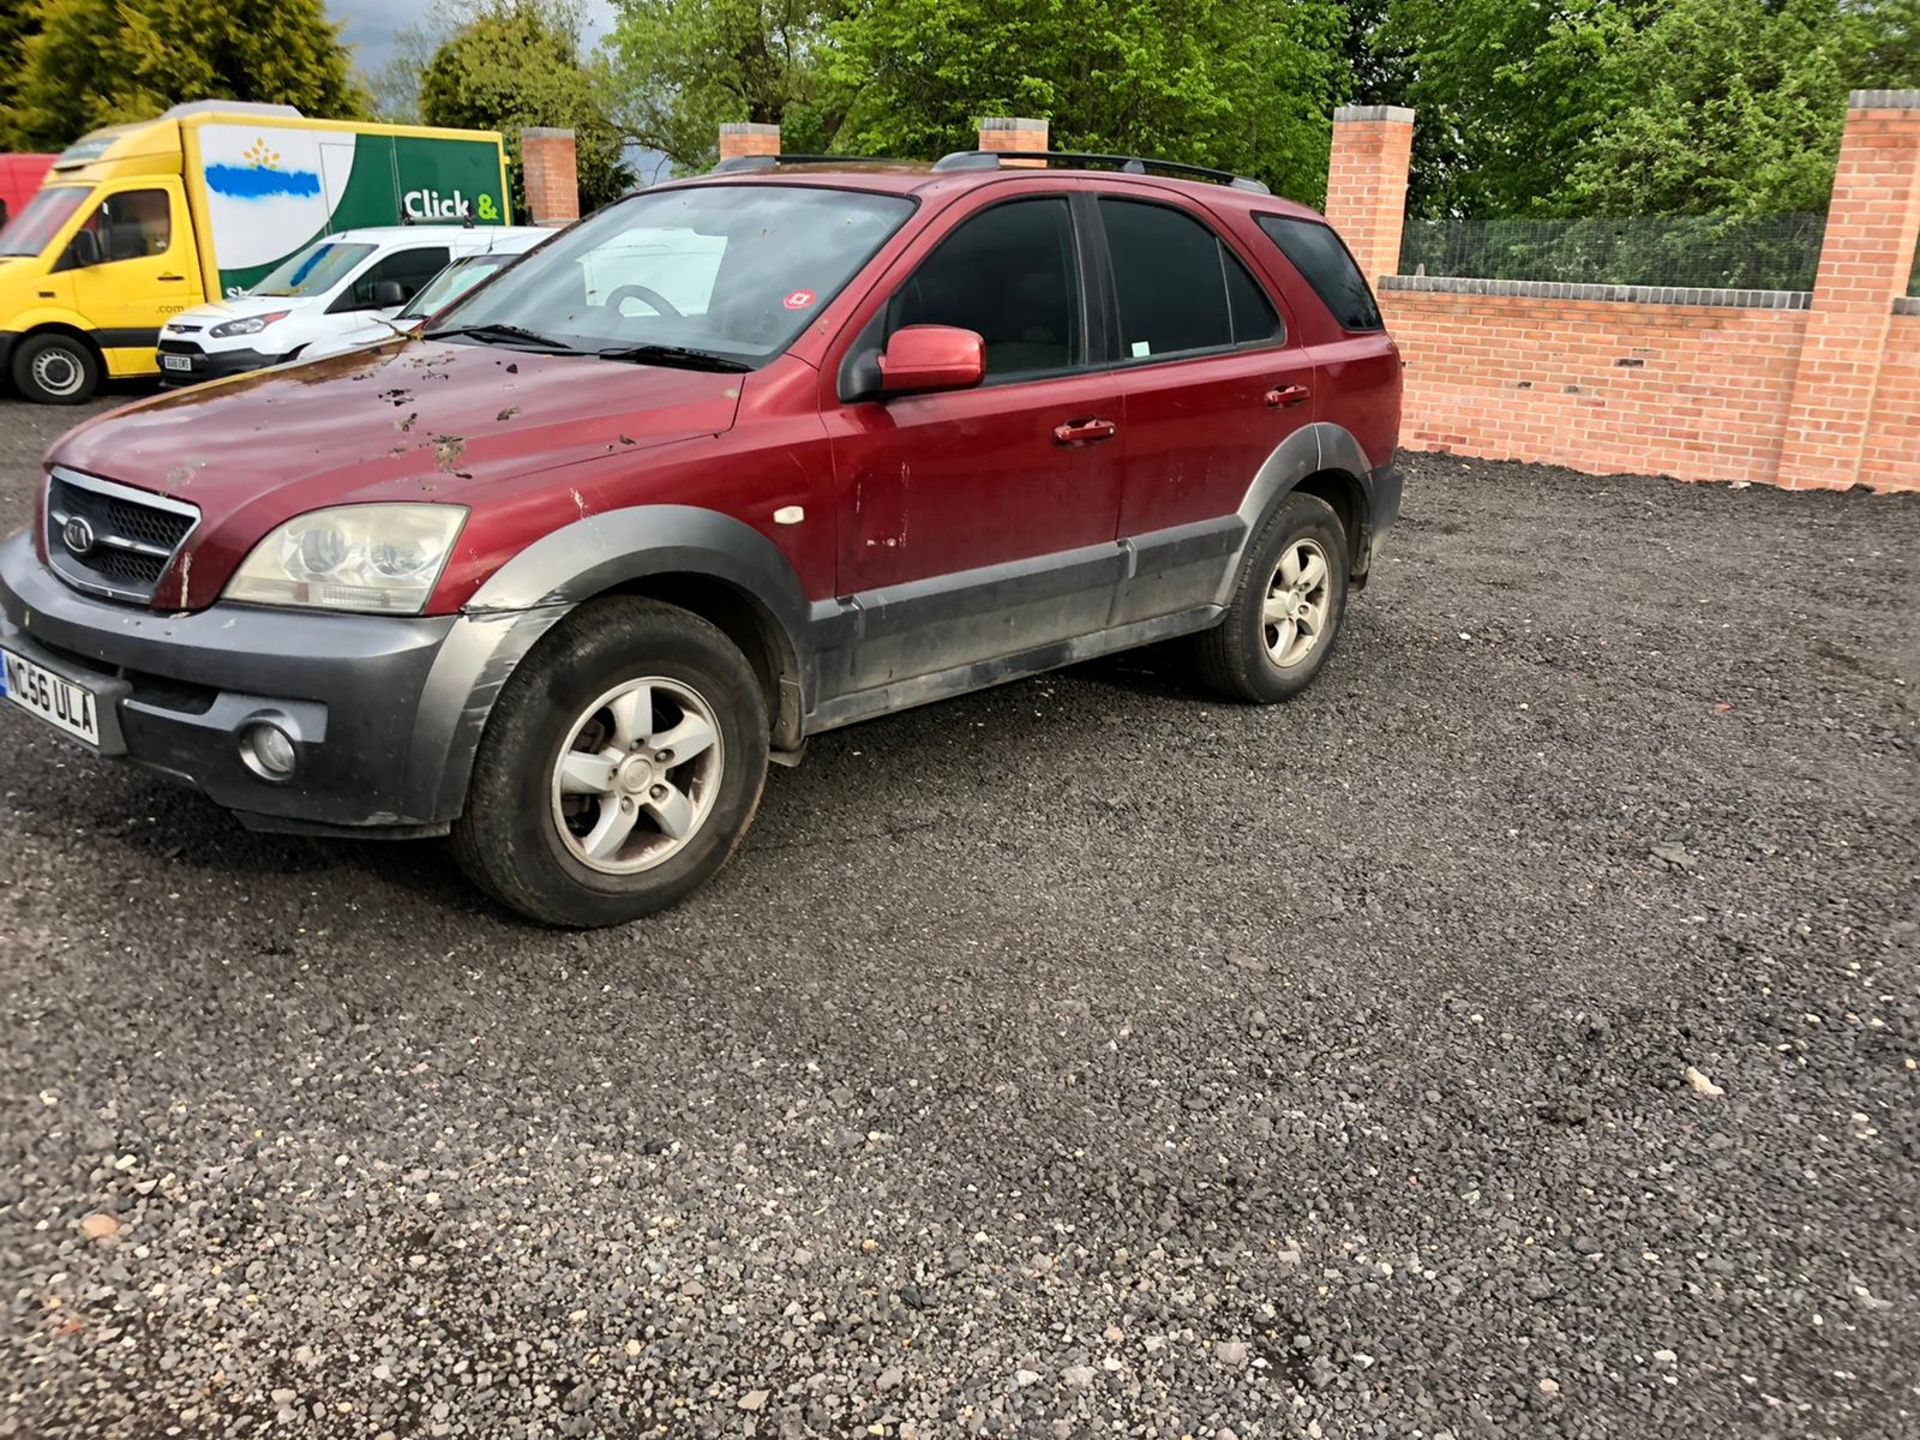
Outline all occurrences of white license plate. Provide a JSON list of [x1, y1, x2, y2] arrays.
[[0, 647, 101, 748], [160, 354, 194, 372]]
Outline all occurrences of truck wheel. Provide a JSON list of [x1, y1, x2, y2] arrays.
[[11, 332, 99, 404], [1193, 491, 1349, 703], [451, 596, 769, 927]]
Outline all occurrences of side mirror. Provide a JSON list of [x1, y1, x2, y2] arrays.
[[878, 324, 985, 396], [64, 228, 102, 270], [373, 280, 407, 308]]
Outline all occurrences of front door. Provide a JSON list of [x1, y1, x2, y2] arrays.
[[1091, 193, 1317, 623], [61, 178, 201, 371], [826, 192, 1124, 692]]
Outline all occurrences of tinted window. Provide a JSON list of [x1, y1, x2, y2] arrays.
[[1101, 198, 1279, 358], [353, 247, 451, 307], [891, 197, 1080, 380], [75, 188, 171, 263], [1256, 215, 1383, 331]]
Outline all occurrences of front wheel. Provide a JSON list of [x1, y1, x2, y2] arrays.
[[1193, 491, 1349, 702], [452, 597, 769, 926], [11, 332, 99, 404]]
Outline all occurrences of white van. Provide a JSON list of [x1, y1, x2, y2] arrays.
[[301, 227, 551, 361], [155, 223, 549, 384]]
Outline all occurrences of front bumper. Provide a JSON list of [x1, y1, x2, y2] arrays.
[[155, 339, 284, 386], [0, 528, 464, 835]]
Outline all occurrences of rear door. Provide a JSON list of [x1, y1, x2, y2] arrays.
[[824, 187, 1124, 693], [1091, 191, 1314, 624]]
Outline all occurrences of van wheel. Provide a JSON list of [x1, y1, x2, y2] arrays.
[[1193, 491, 1349, 702], [12, 333, 99, 404], [451, 596, 769, 927]]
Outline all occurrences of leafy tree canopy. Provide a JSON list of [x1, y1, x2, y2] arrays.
[[420, 0, 635, 214], [2, 0, 365, 150]]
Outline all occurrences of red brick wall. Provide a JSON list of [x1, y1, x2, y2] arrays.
[[520, 128, 579, 225], [1326, 92, 1920, 494], [1382, 290, 1813, 485], [1861, 313, 1920, 491], [718, 123, 781, 161]]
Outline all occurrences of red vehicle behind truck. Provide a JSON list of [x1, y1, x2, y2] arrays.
[[0, 154, 54, 229]]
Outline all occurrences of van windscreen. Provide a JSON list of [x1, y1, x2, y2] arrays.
[[0, 187, 91, 257], [250, 241, 376, 298]]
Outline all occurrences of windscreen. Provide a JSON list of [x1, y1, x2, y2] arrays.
[[249, 240, 376, 299], [0, 186, 90, 257], [400, 254, 513, 319], [431, 184, 915, 366]]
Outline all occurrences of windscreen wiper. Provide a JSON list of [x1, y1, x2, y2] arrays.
[[593, 343, 752, 373], [424, 322, 577, 351]]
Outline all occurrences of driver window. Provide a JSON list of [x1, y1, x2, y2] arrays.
[[73, 188, 172, 264], [352, 247, 449, 307], [889, 197, 1082, 381]]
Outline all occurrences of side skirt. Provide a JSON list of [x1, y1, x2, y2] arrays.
[[804, 603, 1222, 735]]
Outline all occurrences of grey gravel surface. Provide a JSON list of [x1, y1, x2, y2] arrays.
[[1, 393, 1916, 1439]]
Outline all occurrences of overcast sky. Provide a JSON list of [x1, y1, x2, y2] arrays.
[[329, 0, 621, 79]]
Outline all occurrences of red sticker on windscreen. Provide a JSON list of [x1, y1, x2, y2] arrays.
[[783, 289, 817, 310]]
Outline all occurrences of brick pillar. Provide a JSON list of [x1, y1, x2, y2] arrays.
[[519, 127, 579, 225], [1777, 91, 1920, 490], [718, 122, 781, 162], [1323, 105, 1414, 284], [978, 116, 1048, 167]]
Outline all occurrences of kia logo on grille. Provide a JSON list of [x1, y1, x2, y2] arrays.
[[61, 516, 96, 556]]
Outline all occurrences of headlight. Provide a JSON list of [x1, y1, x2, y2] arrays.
[[223, 504, 467, 614], [210, 311, 290, 338]]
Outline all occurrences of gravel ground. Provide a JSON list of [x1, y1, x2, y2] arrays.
[[0, 392, 1915, 1440]]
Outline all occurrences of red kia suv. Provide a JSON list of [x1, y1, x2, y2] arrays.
[[0, 151, 1402, 926]]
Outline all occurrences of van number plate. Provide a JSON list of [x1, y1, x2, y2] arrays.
[[161, 354, 194, 372], [0, 647, 101, 748]]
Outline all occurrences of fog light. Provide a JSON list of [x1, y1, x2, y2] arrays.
[[241, 722, 297, 779]]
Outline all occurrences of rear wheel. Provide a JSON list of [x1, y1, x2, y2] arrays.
[[451, 597, 769, 926], [11, 332, 99, 404], [1193, 491, 1349, 702]]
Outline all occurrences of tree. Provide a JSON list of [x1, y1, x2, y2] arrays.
[[1376, 0, 1920, 217], [829, 0, 1350, 201], [420, 0, 634, 213], [3, 0, 365, 150], [606, 0, 847, 171]]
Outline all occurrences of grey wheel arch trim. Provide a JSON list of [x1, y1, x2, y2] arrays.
[[1214, 421, 1376, 606], [408, 504, 814, 824]]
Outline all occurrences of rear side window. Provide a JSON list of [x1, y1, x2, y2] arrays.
[[891, 197, 1081, 380], [1256, 216, 1383, 331], [1099, 198, 1280, 359]]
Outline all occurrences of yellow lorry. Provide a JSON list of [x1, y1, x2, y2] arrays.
[[0, 102, 510, 404]]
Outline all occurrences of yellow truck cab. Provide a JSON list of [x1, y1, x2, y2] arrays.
[[0, 101, 509, 404]]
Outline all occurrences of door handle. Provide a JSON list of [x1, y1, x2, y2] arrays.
[[157, 273, 185, 282], [1053, 417, 1118, 446], [1265, 383, 1311, 408]]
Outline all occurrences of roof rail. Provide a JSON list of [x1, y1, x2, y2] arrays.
[[709, 153, 908, 175], [931, 149, 1271, 194]]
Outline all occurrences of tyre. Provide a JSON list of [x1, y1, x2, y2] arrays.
[[1193, 490, 1349, 702], [451, 596, 769, 926], [11, 332, 100, 404]]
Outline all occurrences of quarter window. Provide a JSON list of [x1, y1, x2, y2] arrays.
[[890, 197, 1081, 380], [1100, 198, 1281, 360], [1255, 215, 1383, 331]]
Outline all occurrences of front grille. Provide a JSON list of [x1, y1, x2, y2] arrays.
[[157, 339, 204, 356], [45, 468, 199, 604], [166, 323, 203, 335]]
